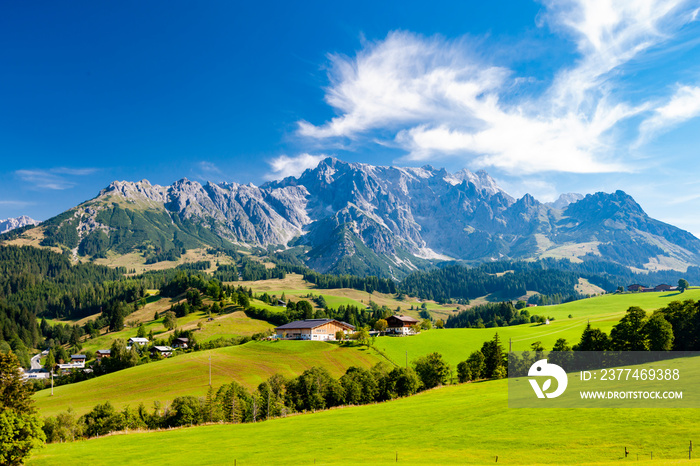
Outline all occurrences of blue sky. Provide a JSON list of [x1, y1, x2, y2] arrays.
[[3, 1, 700, 236]]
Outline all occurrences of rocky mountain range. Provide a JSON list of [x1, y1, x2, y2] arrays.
[[0, 215, 38, 234], [6, 158, 700, 278]]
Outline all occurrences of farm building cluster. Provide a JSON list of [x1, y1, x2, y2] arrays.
[[627, 284, 678, 292], [274, 315, 422, 341]]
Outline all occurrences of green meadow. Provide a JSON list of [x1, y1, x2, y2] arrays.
[[532, 288, 700, 320], [28, 285, 700, 464], [375, 289, 700, 367], [34, 341, 382, 417], [29, 359, 700, 465], [195, 311, 274, 343], [238, 273, 462, 319]]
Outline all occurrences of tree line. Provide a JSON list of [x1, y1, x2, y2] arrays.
[[42, 357, 450, 443], [399, 264, 585, 303], [445, 301, 553, 328]]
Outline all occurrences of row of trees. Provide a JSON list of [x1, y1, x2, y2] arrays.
[[574, 305, 677, 352], [445, 301, 551, 328], [43, 359, 448, 442]]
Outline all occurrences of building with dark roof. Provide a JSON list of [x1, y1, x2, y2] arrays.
[[275, 319, 355, 341], [150, 346, 174, 357], [173, 337, 189, 349], [386, 315, 420, 335], [654, 284, 677, 292]]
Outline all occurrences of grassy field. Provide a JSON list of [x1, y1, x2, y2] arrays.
[[375, 289, 700, 367], [195, 311, 274, 342], [34, 341, 382, 417], [92, 247, 235, 274], [238, 273, 464, 320], [531, 287, 700, 320], [29, 357, 700, 465], [249, 298, 285, 312]]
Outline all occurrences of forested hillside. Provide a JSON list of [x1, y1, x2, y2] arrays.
[[399, 259, 700, 302], [0, 246, 143, 319]]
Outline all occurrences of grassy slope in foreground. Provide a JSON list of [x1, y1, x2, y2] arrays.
[[34, 341, 382, 417], [29, 357, 700, 465], [375, 289, 700, 367]]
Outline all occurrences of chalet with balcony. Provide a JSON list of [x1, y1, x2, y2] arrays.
[[70, 354, 86, 364], [150, 346, 173, 357], [128, 337, 149, 346], [275, 319, 355, 341], [172, 337, 189, 349], [386, 315, 420, 335]]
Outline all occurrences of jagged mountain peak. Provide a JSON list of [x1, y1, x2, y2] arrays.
[[0, 215, 39, 234], [100, 179, 168, 203], [547, 193, 584, 210], [565, 190, 647, 220], [515, 193, 539, 206], [444, 168, 512, 200]]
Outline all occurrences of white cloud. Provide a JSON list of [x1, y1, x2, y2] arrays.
[[638, 85, 700, 141], [51, 167, 98, 176], [264, 154, 326, 181], [0, 200, 34, 207], [298, 1, 698, 175], [15, 167, 97, 190], [499, 178, 559, 203], [298, 32, 509, 139], [541, 0, 689, 109], [192, 161, 225, 182]]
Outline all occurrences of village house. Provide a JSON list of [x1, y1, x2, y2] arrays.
[[654, 284, 677, 292], [150, 346, 173, 357], [95, 349, 111, 359], [70, 354, 86, 364], [172, 337, 189, 349], [386, 315, 420, 335], [128, 337, 149, 346], [275, 319, 355, 341]]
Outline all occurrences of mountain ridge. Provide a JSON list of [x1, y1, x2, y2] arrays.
[[4, 158, 700, 278]]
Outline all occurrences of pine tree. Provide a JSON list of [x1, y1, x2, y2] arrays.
[[0, 351, 46, 463], [44, 349, 56, 371]]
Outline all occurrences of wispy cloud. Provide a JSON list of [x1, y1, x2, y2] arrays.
[[298, 0, 698, 175], [264, 154, 326, 181], [51, 167, 98, 176], [638, 85, 700, 143], [540, 0, 690, 109], [191, 161, 225, 182], [0, 200, 34, 208], [15, 167, 98, 190]]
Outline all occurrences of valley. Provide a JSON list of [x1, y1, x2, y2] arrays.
[[30, 355, 700, 465]]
